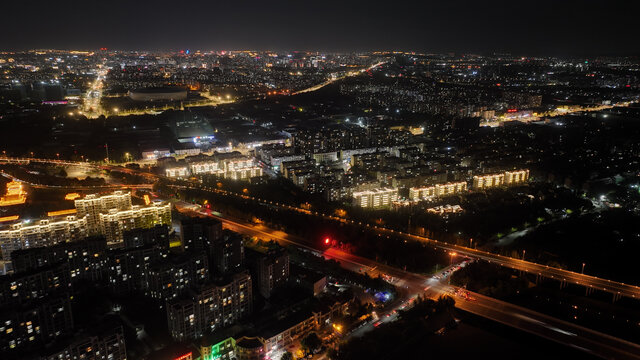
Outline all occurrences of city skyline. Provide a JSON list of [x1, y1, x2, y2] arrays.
[[1, 0, 639, 55]]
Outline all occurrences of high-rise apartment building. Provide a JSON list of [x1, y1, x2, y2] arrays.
[[146, 252, 208, 301], [1, 191, 172, 260], [473, 173, 505, 189], [0, 295, 74, 353], [212, 232, 244, 275], [352, 188, 398, 208], [252, 249, 289, 298], [473, 169, 529, 189], [0, 262, 71, 305], [40, 325, 127, 360], [99, 203, 171, 245], [0, 214, 89, 261], [107, 244, 165, 295], [10, 236, 107, 280], [409, 181, 468, 201], [75, 191, 132, 234], [180, 218, 223, 253], [504, 169, 530, 185], [167, 271, 252, 341]]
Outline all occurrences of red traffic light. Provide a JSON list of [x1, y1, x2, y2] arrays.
[[324, 238, 331, 245]]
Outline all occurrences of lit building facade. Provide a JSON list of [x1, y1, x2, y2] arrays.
[[1, 191, 171, 260], [473, 173, 505, 189], [199, 337, 236, 360], [0, 181, 27, 207], [166, 166, 189, 178], [166, 156, 263, 180], [473, 169, 529, 189], [504, 169, 530, 185], [435, 181, 467, 196], [409, 186, 435, 201], [190, 161, 225, 177], [75, 191, 132, 234], [99, 203, 171, 245], [225, 158, 263, 180], [352, 188, 398, 208], [409, 181, 468, 201], [0, 215, 89, 261]]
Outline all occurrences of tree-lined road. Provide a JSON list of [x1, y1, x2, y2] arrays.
[[184, 182, 640, 300], [2, 156, 639, 300], [175, 204, 640, 359], [3, 156, 639, 358]]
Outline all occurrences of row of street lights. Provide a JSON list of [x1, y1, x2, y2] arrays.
[[522, 249, 587, 274]]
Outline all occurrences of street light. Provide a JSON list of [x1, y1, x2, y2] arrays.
[[449, 252, 457, 265], [522, 250, 526, 261], [582, 263, 586, 274]]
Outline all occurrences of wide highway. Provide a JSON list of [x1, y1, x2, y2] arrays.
[[175, 203, 640, 359], [185, 182, 640, 300], [3, 156, 639, 300]]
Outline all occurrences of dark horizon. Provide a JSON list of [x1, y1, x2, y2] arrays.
[[3, 47, 640, 59], [1, 0, 638, 56]]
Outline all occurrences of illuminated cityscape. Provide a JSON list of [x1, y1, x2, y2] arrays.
[[1, 1, 640, 360]]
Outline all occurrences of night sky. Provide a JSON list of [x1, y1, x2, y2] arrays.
[[1, 0, 638, 55]]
